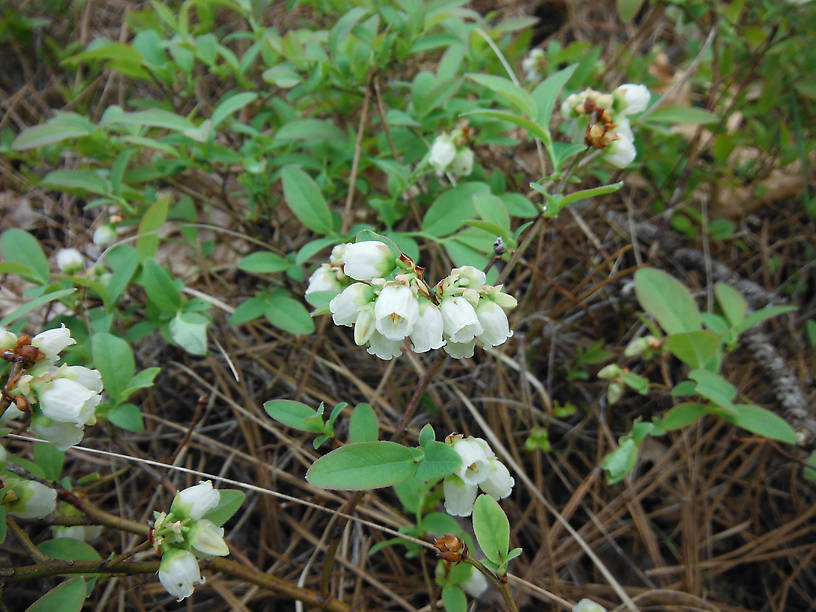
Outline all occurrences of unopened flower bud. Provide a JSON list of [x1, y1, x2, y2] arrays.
[[31, 325, 76, 361], [614, 83, 650, 115], [93, 224, 118, 248], [3, 476, 57, 519], [597, 364, 621, 380], [450, 148, 474, 177], [187, 519, 229, 557], [0, 328, 17, 350], [624, 337, 650, 358], [343, 241, 396, 281], [56, 248, 84, 274], [607, 382, 624, 405], [158, 548, 204, 601], [430, 134, 457, 174], [433, 534, 467, 563], [170, 481, 220, 520]]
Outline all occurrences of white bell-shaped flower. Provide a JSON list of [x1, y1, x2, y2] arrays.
[[573, 598, 607, 612], [374, 284, 419, 341], [329, 283, 374, 327], [476, 301, 513, 348], [605, 124, 637, 168], [4, 476, 57, 519], [443, 339, 476, 359], [451, 437, 492, 486], [342, 241, 395, 281], [440, 297, 483, 343], [0, 327, 17, 350], [479, 458, 515, 500], [188, 519, 229, 557], [450, 148, 474, 177], [31, 325, 76, 361], [38, 377, 100, 426], [63, 366, 104, 393], [33, 419, 85, 451], [93, 224, 118, 248], [451, 265, 486, 289], [614, 83, 650, 115], [429, 134, 457, 174], [522, 48, 544, 82], [409, 301, 445, 353], [305, 264, 342, 297], [366, 330, 404, 360], [171, 481, 220, 520], [442, 474, 478, 517], [462, 565, 489, 597], [56, 248, 84, 274], [158, 548, 204, 601]]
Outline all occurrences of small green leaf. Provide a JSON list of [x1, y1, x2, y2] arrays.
[[306, 442, 419, 490], [264, 399, 322, 433], [137, 196, 171, 260], [621, 371, 649, 395], [104, 245, 139, 306], [635, 268, 702, 334], [602, 437, 638, 484], [201, 489, 245, 526], [349, 403, 379, 443], [646, 106, 720, 125], [472, 494, 510, 567], [92, 333, 135, 401], [211, 92, 257, 128], [168, 312, 209, 356], [280, 166, 335, 235], [0, 229, 50, 284], [0, 289, 76, 328], [441, 585, 467, 612], [39, 538, 101, 562], [665, 330, 720, 368], [617, 0, 645, 22], [276, 119, 345, 143], [423, 182, 490, 237], [125, 367, 161, 392], [660, 402, 706, 430], [264, 291, 315, 335], [100, 108, 196, 132], [415, 441, 461, 481], [473, 193, 510, 234], [728, 404, 797, 445], [715, 283, 747, 327], [689, 369, 737, 412], [418, 512, 461, 535], [467, 73, 537, 117], [418, 423, 435, 447], [25, 577, 86, 612], [237, 251, 290, 274], [106, 403, 144, 432], [140, 258, 182, 313], [12, 115, 96, 150], [41, 169, 109, 196], [532, 63, 577, 127], [34, 443, 65, 481], [734, 305, 796, 336]]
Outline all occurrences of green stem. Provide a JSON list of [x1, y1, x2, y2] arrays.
[[466, 558, 519, 612]]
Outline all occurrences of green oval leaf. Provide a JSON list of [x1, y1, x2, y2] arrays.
[[106, 403, 144, 432], [472, 494, 510, 567], [349, 403, 379, 443], [237, 251, 290, 274], [646, 105, 719, 125], [714, 283, 747, 327], [140, 258, 182, 312], [415, 441, 461, 481], [264, 399, 322, 432], [0, 228, 50, 284], [264, 292, 315, 335], [665, 330, 720, 368], [660, 402, 706, 430], [423, 182, 490, 238], [280, 166, 335, 235], [728, 404, 797, 445], [306, 442, 418, 490], [38, 538, 101, 562], [635, 268, 702, 334], [26, 577, 86, 612], [92, 332, 135, 401], [202, 489, 246, 526]]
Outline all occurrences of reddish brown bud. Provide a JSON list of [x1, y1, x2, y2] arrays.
[[434, 534, 467, 564]]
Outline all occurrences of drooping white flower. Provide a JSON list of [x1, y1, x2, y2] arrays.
[[0, 328, 17, 350], [429, 134, 457, 174], [409, 301, 445, 353], [614, 83, 650, 115], [461, 565, 489, 598], [451, 437, 493, 485], [329, 283, 374, 327], [188, 519, 229, 557], [522, 48, 544, 82], [366, 330, 404, 360], [476, 301, 513, 348], [56, 248, 84, 274], [479, 458, 515, 500], [343, 241, 395, 281], [63, 366, 104, 393], [171, 481, 220, 520], [374, 284, 419, 341], [451, 266, 486, 289], [4, 476, 57, 519], [37, 377, 100, 426], [353, 306, 376, 346], [443, 339, 476, 359], [93, 224, 118, 248], [573, 598, 607, 612], [158, 548, 204, 601], [305, 264, 343, 297], [440, 297, 483, 343], [32, 419, 85, 450], [450, 148, 474, 177], [443, 474, 478, 517], [605, 127, 637, 168], [31, 325, 76, 361]]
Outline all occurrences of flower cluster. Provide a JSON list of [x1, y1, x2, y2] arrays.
[[306, 241, 517, 360], [429, 128, 474, 177], [521, 48, 545, 82], [153, 481, 230, 601], [443, 435, 514, 517], [560, 83, 650, 168], [1, 325, 103, 450]]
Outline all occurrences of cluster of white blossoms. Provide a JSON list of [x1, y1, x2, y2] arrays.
[[428, 128, 474, 177], [1, 325, 104, 450], [443, 435, 514, 517], [306, 241, 517, 360], [521, 47, 545, 81], [560, 83, 650, 168], [153, 481, 230, 601]]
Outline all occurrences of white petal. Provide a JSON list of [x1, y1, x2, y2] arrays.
[[305, 264, 342, 296], [329, 283, 373, 326], [443, 339, 476, 359], [462, 565, 489, 597], [172, 481, 220, 520], [158, 549, 204, 601], [443, 475, 478, 517], [32, 325, 76, 360], [343, 241, 394, 281], [64, 366, 103, 393], [429, 135, 457, 174], [374, 285, 419, 341], [452, 438, 492, 485], [615, 83, 650, 115], [440, 297, 483, 343], [409, 302, 445, 353], [56, 248, 83, 273], [479, 458, 514, 500], [38, 378, 96, 425], [366, 331, 403, 360]]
